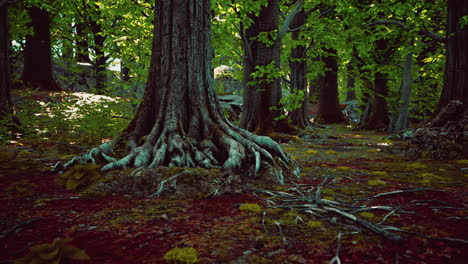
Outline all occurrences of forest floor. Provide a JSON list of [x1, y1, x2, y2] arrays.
[[1, 95, 467, 263]]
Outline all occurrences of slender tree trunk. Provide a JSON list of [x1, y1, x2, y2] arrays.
[[345, 57, 356, 101], [90, 21, 107, 94], [315, 48, 346, 124], [438, 0, 468, 108], [60, 0, 296, 186], [393, 52, 413, 132], [21, 6, 60, 91], [288, 9, 310, 128]]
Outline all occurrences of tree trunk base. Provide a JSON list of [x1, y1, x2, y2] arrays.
[[407, 100, 468, 159]]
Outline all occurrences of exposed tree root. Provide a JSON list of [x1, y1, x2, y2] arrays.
[[54, 102, 299, 186]]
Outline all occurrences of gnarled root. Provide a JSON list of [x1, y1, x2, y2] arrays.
[[54, 121, 299, 186]]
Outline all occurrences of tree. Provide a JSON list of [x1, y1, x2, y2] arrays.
[[0, 0, 20, 131], [314, 48, 346, 124], [20, 4, 60, 91], [58, 0, 296, 185], [438, 0, 468, 108], [239, 0, 302, 135], [287, 8, 310, 128]]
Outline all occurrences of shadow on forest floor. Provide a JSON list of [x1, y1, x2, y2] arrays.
[[1, 96, 467, 263]]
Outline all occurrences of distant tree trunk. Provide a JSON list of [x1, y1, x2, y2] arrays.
[[60, 0, 295, 185], [392, 51, 413, 132], [288, 9, 310, 128], [21, 6, 60, 91], [315, 48, 346, 124], [362, 38, 390, 130], [345, 52, 357, 101], [438, 0, 468, 108], [75, 23, 91, 63], [89, 21, 107, 94], [0, 2, 20, 128]]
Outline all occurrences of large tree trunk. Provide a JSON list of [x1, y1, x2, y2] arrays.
[[288, 9, 310, 128], [59, 0, 296, 187], [239, 0, 295, 135], [0, 3, 18, 125], [315, 48, 346, 124], [438, 0, 468, 108], [21, 6, 60, 91]]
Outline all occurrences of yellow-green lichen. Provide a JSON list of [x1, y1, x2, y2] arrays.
[[239, 203, 262, 213], [164, 247, 198, 264], [307, 220, 323, 229], [368, 180, 386, 186]]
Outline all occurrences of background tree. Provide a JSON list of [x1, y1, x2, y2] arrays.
[[20, 3, 60, 91], [438, 0, 468, 109], [60, 0, 296, 184], [315, 48, 346, 123], [0, 0, 21, 131]]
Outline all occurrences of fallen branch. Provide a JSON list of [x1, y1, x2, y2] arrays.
[[382, 226, 468, 244], [0, 217, 46, 239], [328, 232, 342, 264]]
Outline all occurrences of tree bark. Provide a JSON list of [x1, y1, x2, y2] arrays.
[[288, 9, 310, 128], [393, 51, 413, 132], [361, 38, 391, 130], [438, 0, 468, 108], [21, 6, 60, 91], [315, 48, 346, 124], [239, 0, 295, 135], [59, 0, 296, 184], [0, 2, 20, 130]]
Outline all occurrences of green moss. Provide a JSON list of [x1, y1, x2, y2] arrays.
[[358, 212, 377, 220], [14, 238, 89, 264], [164, 247, 198, 264], [239, 203, 262, 213], [368, 180, 386, 186], [371, 171, 388, 177], [56, 164, 103, 190], [307, 220, 323, 229]]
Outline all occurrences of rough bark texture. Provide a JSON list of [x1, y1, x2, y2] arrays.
[[315, 48, 346, 124], [438, 0, 468, 108], [239, 0, 295, 135], [58, 0, 297, 187], [288, 9, 310, 128], [21, 6, 60, 91]]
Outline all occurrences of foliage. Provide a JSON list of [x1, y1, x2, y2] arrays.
[[248, 61, 284, 86], [14, 90, 134, 146], [56, 164, 103, 190], [163, 247, 198, 264], [14, 238, 90, 264]]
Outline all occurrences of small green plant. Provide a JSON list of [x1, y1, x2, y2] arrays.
[[14, 238, 89, 264], [164, 247, 198, 264], [239, 203, 262, 213], [56, 164, 103, 190]]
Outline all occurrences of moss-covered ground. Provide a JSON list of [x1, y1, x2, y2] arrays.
[[1, 120, 467, 263]]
